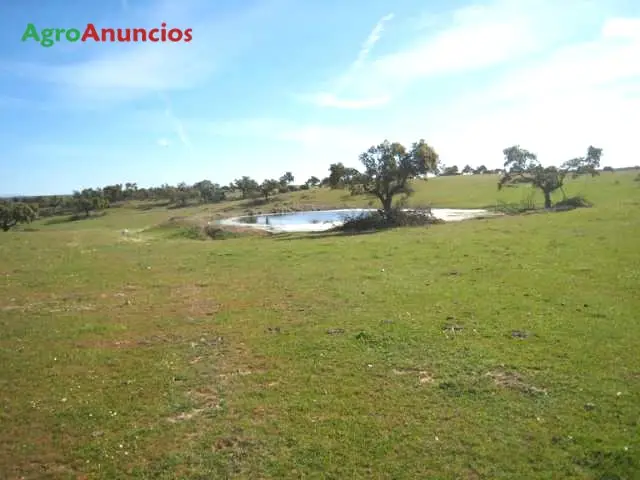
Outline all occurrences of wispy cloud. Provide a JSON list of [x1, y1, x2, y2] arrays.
[[337, 13, 394, 90], [205, 9, 640, 172], [304, 0, 612, 109], [302, 12, 394, 109], [157, 137, 170, 147], [157, 92, 191, 149]]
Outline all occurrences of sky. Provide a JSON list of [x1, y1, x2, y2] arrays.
[[1, 0, 639, 195]]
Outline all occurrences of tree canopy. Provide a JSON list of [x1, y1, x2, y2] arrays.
[[260, 179, 280, 201], [498, 145, 602, 208], [72, 189, 109, 216], [348, 139, 439, 215], [233, 176, 259, 199], [0, 202, 37, 231]]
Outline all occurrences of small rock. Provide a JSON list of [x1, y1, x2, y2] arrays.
[[442, 324, 463, 332], [584, 402, 596, 411], [381, 319, 393, 324], [326, 328, 345, 335], [511, 330, 530, 339]]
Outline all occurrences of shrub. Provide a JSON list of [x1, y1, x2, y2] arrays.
[[554, 195, 592, 209], [493, 200, 537, 214], [203, 224, 271, 240], [170, 225, 207, 240], [336, 207, 443, 233]]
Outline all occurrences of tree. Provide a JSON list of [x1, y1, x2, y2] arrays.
[[603, 166, 615, 173], [259, 179, 280, 201], [279, 172, 294, 187], [103, 184, 124, 203], [328, 163, 346, 188], [305, 176, 320, 188], [123, 182, 138, 200], [72, 189, 109, 216], [193, 180, 224, 203], [462, 164, 473, 174], [233, 176, 259, 199], [441, 165, 459, 176], [0, 202, 37, 231], [498, 145, 602, 209], [473, 165, 488, 175], [348, 139, 439, 216]]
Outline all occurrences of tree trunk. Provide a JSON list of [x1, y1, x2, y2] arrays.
[[543, 190, 552, 209], [380, 195, 393, 216]]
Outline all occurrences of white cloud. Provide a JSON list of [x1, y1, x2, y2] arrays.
[[341, 13, 394, 87], [157, 138, 170, 147], [305, 0, 614, 108], [303, 12, 394, 109], [159, 93, 191, 148], [211, 11, 640, 172], [305, 93, 391, 109]]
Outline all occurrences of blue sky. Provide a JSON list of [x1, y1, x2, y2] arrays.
[[1, 0, 639, 195]]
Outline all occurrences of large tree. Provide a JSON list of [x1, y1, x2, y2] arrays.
[[0, 202, 37, 231], [233, 176, 259, 199], [259, 179, 280, 201], [327, 163, 360, 189], [72, 189, 109, 216], [279, 172, 294, 188], [498, 145, 602, 208], [473, 165, 488, 175], [348, 139, 439, 216], [305, 176, 320, 188], [193, 180, 224, 203], [441, 165, 459, 176]]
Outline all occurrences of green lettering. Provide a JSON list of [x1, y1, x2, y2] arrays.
[[66, 29, 80, 42], [55, 28, 65, 41], [21, 23, 40, 42], [41, 28, 54, 47]]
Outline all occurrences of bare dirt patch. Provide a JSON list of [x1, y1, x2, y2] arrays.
[[486, 370, 547, 395], [392, 368, 435, 384]]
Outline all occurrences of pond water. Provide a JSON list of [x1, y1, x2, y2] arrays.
[[219, 208, 493, 233]]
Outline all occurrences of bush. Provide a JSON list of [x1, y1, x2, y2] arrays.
[[554, 195, 592, 209], [336, 207, 443, 233], [170, 225, 207, 240], [493, 199, 537, 214], [204, 224, 271, 240]]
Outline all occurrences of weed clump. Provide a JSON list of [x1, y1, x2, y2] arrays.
[[554, 195, 592, 209], [335, 207, 443, 233]]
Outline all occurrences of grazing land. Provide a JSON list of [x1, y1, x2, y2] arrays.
[[1, 172, 639, 479]]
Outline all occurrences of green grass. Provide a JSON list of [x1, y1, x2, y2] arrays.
[[1, 171, 639, 479]]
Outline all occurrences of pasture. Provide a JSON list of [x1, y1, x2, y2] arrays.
[[1, 171, 639, 479]]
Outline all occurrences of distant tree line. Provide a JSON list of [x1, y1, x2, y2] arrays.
[[0, 147, 622, 230]]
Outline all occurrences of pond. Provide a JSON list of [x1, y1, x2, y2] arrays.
[[219, 208, 494, 233]]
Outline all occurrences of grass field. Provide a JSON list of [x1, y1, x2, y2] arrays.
[[1, 172, 639, 479]]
